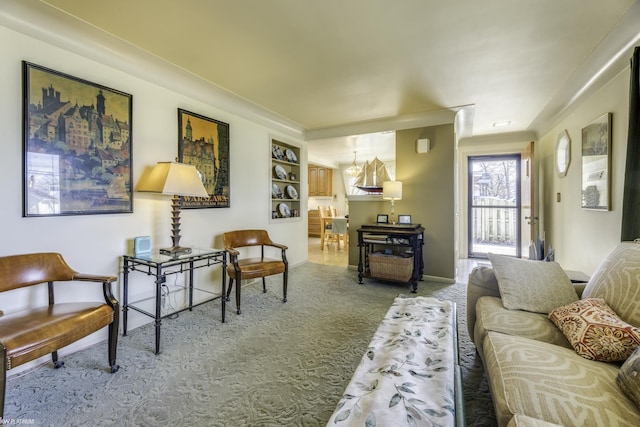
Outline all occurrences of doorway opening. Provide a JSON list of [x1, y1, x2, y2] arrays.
[[468, 155, 521, 258]]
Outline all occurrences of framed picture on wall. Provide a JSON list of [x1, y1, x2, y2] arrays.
[[178, 108, 230, 208], [581, 113, 612, 210], [22, 61, 133, 217]]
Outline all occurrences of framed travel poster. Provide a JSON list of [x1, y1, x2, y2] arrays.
[[22, 61, 133, 217], [178, 109, 230, 208]]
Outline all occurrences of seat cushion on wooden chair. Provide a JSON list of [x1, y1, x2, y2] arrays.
[[0, 302, 114, 369], [226, 258, 285, 280]]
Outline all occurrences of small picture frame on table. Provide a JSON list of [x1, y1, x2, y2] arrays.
[[376, 214, 389, 224], [398, 215, 412, 224]]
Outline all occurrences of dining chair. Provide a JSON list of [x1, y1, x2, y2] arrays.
[[318, 206, 333, 248], [327, 217, 348, 250]]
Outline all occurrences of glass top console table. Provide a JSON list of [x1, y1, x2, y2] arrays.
[[122, 248, 226, 354]]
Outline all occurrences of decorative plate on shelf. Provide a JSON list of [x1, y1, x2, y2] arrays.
[[285, 148, 298, 163], [272, 145, 284, 160], [286, 185, 298, 199], [272, 183, 282, 199], [274, 165, 287, 180], [278, 203, 291, 218]]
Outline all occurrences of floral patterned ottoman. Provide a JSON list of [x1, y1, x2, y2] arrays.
[[326, 296, 463, 426]]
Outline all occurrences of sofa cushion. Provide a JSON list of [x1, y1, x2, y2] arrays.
[[617, 345, 640, 409], [582, 242, 640, 327], [474, 296, 571, 359], [549, 298, 640, 362], [483, 331, 640, 427], [488, 254, 579, 314]]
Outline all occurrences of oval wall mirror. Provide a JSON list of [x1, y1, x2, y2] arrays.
[[556, 130, 571, 177]]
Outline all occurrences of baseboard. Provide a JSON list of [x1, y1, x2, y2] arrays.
[[423, 275, 456, 284], [347, 265, 455, 284]]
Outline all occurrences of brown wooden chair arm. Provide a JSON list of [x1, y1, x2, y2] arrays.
[[103, 282, 119, 309], [268, 243, 288, 251], [73, 273, 117, 283], [71, 273, 119, 308], [225, 250, 242, 272]]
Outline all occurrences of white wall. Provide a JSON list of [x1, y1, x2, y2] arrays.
[[0, 24, 307, 372], [539, 68, 630, 275]]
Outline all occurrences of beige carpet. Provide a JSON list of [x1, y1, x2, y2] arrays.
[[4, 262, 495, 426]]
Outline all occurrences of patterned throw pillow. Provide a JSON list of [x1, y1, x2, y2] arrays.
[[549, 298, 640, 362], [617, 345, 640, 409], [488, 254, 579, 314]]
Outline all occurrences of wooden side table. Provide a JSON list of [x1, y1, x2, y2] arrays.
[[357, 223, 425, 292]]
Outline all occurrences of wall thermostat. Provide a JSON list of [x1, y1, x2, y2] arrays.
[[134, 236, 152, 256]]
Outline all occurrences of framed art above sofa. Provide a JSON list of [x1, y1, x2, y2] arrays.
[[581, 113, 612, 210]]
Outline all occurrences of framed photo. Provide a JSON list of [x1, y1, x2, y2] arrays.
[[581, 113, 611, 210], [398, 214, 412, 224], [376, 214, 389, 224], [23, 62, 133, 217], [178, 109, 230, 208]]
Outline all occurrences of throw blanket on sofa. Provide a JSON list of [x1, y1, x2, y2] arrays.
[[327, 296, 456, 427]]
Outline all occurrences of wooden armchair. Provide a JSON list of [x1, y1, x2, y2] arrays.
[[0, 253, 119, 418], [223, 230, 288, 315]]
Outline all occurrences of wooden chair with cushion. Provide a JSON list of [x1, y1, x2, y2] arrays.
[[0, 252, 119, 418], [223, 230, 288, 315]]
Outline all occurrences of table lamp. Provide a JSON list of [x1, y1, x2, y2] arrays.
[[136, 161, 209, 256], [383, 181, 402, 224]]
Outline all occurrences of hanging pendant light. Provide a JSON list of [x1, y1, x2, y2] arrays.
[[348, 151, 361, 178]]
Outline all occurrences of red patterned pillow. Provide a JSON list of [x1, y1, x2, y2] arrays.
[[549, 298, 640, 362]]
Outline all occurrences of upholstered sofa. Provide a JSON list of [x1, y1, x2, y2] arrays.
[[467, 242, 640, 427]]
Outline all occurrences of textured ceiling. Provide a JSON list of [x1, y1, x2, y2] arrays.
[[33, 0, 640, 163]]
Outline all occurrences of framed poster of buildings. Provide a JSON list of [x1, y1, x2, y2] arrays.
[[22, 61, 133, 217], [178, 109, 230, 208]]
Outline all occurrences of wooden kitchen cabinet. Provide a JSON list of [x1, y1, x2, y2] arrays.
[[308, 166, 332, 197]]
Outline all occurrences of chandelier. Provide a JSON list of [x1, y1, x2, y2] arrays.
[[347, 151, 361, 178]]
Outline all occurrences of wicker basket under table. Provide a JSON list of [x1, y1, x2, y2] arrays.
[[368, 252, 413, 282]]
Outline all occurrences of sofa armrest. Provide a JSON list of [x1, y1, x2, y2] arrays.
[[467, 266, 500, 343]]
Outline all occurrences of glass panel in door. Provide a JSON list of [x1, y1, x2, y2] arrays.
[[468, 155, 521, 258]]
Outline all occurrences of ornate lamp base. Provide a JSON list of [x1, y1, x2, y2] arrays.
[[160, 246, 192, 256], [160, 195, 192, 257]]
